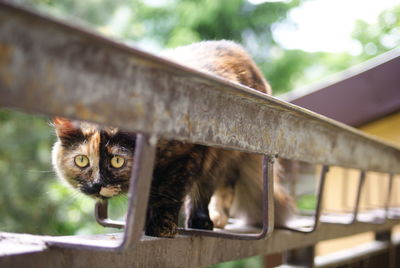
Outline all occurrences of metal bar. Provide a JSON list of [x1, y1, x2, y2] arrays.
[[386, 174, 394, 219], [356, 172, 388, 225], [320, 170, 365, 225], [95, 201, 124, 229], [47, 134, 157, 251], [1, 2, 400, 173], [120, 134, 157, 250], [353, 171, 366, 223], [279, 165, 328, 233]]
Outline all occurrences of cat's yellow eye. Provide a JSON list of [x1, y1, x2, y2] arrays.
[[74, 155, 89, 168], [111, 156, 125, 168]]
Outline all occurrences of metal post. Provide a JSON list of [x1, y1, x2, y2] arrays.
[[280, 165, 329, 233]]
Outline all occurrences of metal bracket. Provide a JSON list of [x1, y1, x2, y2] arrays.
[[320, 170, 366, 225], [356, 173, 391, 225], [177, 155, 275, 240], [95, 154, 275, 240], [278, 165, 329, 233]]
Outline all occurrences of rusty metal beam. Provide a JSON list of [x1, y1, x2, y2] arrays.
[[0, 2, 400, 173], [1, 220, 400, 268]]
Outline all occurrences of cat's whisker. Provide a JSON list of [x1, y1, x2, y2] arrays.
[[26, 170, 55, 174], [149, 190, 181, 203]]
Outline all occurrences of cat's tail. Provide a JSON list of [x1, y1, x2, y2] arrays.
[[230, 156, 296, 228]]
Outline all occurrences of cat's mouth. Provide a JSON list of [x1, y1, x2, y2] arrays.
[[79, 183, 122, 199], [99, 185, 121, 198]]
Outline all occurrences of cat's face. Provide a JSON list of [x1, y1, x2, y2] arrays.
[[52, 117, 136, 199]]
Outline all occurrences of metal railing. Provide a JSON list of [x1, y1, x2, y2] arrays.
[[1, 2, 400, 267]]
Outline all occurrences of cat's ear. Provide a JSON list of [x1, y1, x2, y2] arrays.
[[53, 117, 84, 146]]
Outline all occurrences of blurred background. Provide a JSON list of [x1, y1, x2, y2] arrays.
[[1, 0, 399, 267]]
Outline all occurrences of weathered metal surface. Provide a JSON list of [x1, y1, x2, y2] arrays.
[[1, 220, 400, 268], [0, 3, 400, 173], [0, 233, 47, 257]]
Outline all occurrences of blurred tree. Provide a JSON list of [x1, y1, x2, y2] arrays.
[[17, 0, 304, 93], [352, 5, 400, 60], [13, 0, 400, 93]]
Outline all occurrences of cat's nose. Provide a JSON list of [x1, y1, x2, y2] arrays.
[[91, 182, 103, 192], [81, 182, 104, 195]]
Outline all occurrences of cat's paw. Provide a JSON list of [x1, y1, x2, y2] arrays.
[[187, 213, 214, 230], [210, 210, 228, 229], [145, 218, 178, 238]]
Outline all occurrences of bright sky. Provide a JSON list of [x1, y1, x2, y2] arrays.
[[264, 0, 399, 54]]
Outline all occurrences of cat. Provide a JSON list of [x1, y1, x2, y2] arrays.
[[52, 40, 295, 238]]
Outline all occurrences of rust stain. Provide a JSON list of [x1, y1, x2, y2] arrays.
[[46, 61, 55, 84], [0, 43, 14, 86], [0, 43, 13, 65], [74, 102, 101, 121], [181, 113, 193, 134]]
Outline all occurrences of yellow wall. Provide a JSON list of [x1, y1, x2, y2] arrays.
[[359, 112, 400, 146]]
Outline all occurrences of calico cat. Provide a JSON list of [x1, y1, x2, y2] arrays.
[[52, 40, 294, 238]]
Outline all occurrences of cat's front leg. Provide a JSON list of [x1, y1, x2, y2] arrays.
[[185, 181, 214, 230], [145, 153, 197, 238], [208, 186, 235, 229], [145, 196, 181, 238]]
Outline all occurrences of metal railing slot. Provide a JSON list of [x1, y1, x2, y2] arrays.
[[356, 173, 391, 225], [177, 155, 275, 240], [278, 166, 329, 233], [94, 154, 275, 241], [320, 170, 366, 225]]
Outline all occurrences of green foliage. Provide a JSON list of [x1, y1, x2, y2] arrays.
[[296, 194, 317, 211], [352, 5, 400, 60], [208, 255, 262, 268]]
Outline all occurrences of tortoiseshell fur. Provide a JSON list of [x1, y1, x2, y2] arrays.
[[52, 40, 294, 238]]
